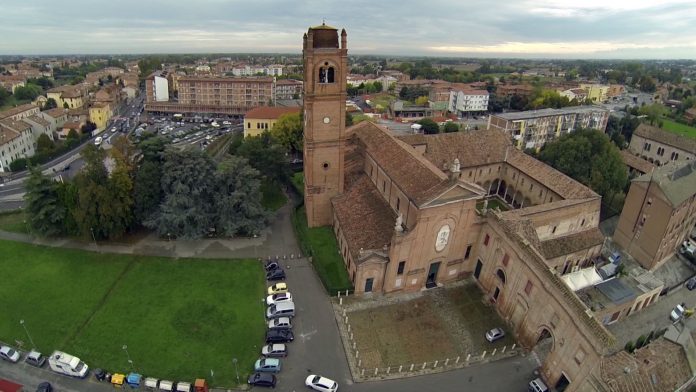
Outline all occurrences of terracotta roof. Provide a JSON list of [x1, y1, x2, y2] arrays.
[[25, 114, 50, 127], [178, 76, 274, 83], [538, 227, 605, 259], [619, 150, 654, 174], [0, 103, 38, 120], [62, 122, 82, 130], [275, 79, 303, 86], [350, 121, 449, 205], [244, 106, 300, 120], [44, 108, 67, 119], [600, 338, 691, 392], [0, 119, 31, 132], [633, 161, 696, 207], [332, 174, 396, 261], [633, 123, 696, 154], [0, 127, 21, 146]]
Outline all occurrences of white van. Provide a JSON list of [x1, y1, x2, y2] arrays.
[[48, 350, 88, 378], [267, 301, 295, 319], [528, 378, 549, 392]]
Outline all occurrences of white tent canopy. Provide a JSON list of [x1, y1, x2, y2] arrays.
[[561, 267, 603, 292]]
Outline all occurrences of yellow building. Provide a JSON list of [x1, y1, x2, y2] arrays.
[[89, 103, 113, 130], [243, 107, 301, 138], [47, 85, 86, 109], [579, 83, 609, 103]]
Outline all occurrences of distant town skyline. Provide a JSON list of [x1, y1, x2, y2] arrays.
[[2, 0, 696, 59]]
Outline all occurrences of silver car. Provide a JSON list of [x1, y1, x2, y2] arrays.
[[485, 327, 505, 342]]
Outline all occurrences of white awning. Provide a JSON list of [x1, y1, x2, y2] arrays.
[[561, 267, 603, 291]]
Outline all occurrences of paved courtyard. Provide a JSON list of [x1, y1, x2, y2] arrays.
[[340, 282, 516, 373]]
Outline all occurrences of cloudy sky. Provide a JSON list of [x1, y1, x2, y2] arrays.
[[1, 0, 696, 58]]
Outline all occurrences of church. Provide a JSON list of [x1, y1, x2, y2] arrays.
[[301, 24, 617, 392]]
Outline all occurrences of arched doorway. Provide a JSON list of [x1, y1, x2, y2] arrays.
[[535, 327, 554, 366], [495, 268, 506, 285], [505, 186, 516, 204], [487, 180, 497, 195], [497, 180, 507, 198]]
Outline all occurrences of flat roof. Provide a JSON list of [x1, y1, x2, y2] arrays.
[[493, 106, 609, 121], [596, 279, 636, 305]]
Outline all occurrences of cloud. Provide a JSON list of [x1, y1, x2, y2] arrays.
[[0, 0, 694, 58]]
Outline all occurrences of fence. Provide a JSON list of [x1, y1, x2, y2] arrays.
[[334, 291, 524, 382]]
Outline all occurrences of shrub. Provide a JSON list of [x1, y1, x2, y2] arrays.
[[625, 341, 635, 353], [10, 158, 27, 172], [636, 334, 647, 349]]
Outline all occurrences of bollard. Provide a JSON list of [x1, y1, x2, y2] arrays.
[[345, 289, 349, 296], [387, 367, 390, 374], [350, 332, 354, 341], [358, 359, 362, 367], [456, 356, 460, 364], [511, 343, 516, 350], [291, 253, 294, 259], [482, 350, 487, 359], [422, 362, 426, 370], [361, 369, 365, 377], [275, 255, 279, 260], [399, 365, 403, 373], [410, 364, 414, 372], [433, 360, 438, 368], [445, 358, 449, 366], [352, 341, 356, 350], [374, 368, 378, 376], [338, 291, 341, 298], [492, 348, 497, 356], [502, 346, 506, 353], [283, 255, 287, 259], [348, 324, 351, 333], [345, 316, 348, 324], [466, 354, 471, 362], [343, 308, 346, 317], [340, 297, 343, 305], [356, 350, 359, 358]]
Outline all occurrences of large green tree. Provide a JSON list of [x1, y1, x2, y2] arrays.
[[36, 134, 54, 154], [417, 118, 440, 134], [538, 129, 628, 202], [24, 165, 66, 236], [270, 112, 303, 154], [214, 155, 270, 236], [13, 83, 43, 100], [236, 132, 290, 183]]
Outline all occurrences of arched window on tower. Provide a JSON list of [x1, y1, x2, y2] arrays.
[[319, 62, 335, 84]]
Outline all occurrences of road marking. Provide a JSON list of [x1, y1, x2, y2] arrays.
[[299, 329, 317, 341]]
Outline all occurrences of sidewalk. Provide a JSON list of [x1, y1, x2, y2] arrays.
[[0, 198, 301, 261]]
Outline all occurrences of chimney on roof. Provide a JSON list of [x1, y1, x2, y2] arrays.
[[449, 158, 461, 181]]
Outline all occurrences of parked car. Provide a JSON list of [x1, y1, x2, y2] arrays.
[[485, 327, 505, 342], [265, 260, 280, 271], [528, 377, 549, 392], [267, 283, 288, 295], [305, 375, 338, 392], [247, 372, 276, 388], [36, 382, 53, 392], [266, 269, 286, 281], [254, 358, 281, 373], [671, 304, 686, 321], [25, 350, 46, 367], [268, 317, 292, 330], [93, 368, 110, 381], [266, 292, 292, 306], [265, 329, 294, 343], [94, 136, 103, 146], [687, 277, 696, 291], [261, 343, 287, 358], [0, 345, 20, 363]]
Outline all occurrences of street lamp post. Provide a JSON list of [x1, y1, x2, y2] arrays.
[[122, 344, 134, 371], [19, 319, 36, 349], [232, 358, 240, 385], [90, 227, 97, 246]]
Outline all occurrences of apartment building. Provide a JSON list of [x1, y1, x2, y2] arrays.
[[244, 106, 301, 138], [46, 85, 86, 109], [628, 123, 696, 166], [177, 76, 274, 107], [496, 84, 535, 98], [488, 106, 610, 150], [275, 79, 303, 100], [0, 75, 26, 93], [614, 161, 696, 270], [0, 104, 40, 122], [448, 89, 489, 116], [145, 71, 170, 102], [0, 119, 35, 172], [579, 84, 610, 103]]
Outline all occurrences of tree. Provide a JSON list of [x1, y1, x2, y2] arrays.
[[81, 121, 97, 134], [36, 134, 54, 154], [63, 102, 69, 109], [24, 165, 66, 237], [270, 112, 303, 154], [103, 156, 135, 238], [417, 118, 440, 134], [13, 83, 43, 100], [133, 160, 163, 225], [110, 135, 138, 174], [442, 122, 459, 133], [44, 97, 57, 109], [415, 96, 429, 106], [638, 103, 667, 126], [538, 129, 628, 202], [145, 149, 218, 239], [0, 87, 11, 107], [638, 76, 656, 93], [345, 112, 354, 127], [28, 76, 54, 90], [214, 155, 270, 236], [236, 132, 290, 183]]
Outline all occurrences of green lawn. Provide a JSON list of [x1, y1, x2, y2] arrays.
[[0, 239, 265, 387], [476, 198, 510, 212], [0, 210, 29, 233], [292, 206, 352, 295], [291, 172, 304, 197], [661, 118, 696, 139], [260, 180, 287, 211]]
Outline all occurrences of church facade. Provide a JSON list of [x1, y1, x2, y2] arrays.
[[302, 24, 616, 392]]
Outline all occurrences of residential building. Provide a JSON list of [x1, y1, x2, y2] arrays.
[[231, 64, 283, 77], [628, 123, 696, 166], [579, 84, 610, 103], [59, 122, 83, 139], [46, 85, 86, 109], [23, 114, 55, 142], [619, 149, 655, 177], [145, 71, 170, 102], [347, 74, 377, 86], [274, 79, 303, 100], [606, 84, 625, 98], [0, 119, 35, 172], [121, 86, 137, 100], [685, 108, 696, 124], [389, 100, 433, 120], [89, 103, 113, 130], [448, 89, 489, 116], [487, 106, 610, 150], [496, 84, 535, 98], [559, 88, 588, 102], [0, 104, 40, 121], [243, 106, 301, 138], [42, 108, 68, 131], [0, 75, 26, 93], [614, 160, 696, 270]]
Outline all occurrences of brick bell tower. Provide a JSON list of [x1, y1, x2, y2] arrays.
[[302, 23, 348, 227]]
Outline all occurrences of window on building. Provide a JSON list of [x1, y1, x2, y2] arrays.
[[551, 226, 557, 234], [647, 198, 652, 206], [397, 261, 406, 275], [464, 245, 472, 259], [484, 234, 490, 246], [502, 254, 509, 266], [581, 218, 585, 226], [319, 64, 335, 84], [524, 280, 533, 295], [382, 181, 386, 192], [396, 198, 400, 212], [529, 183, 533, 191], [574, 349, 586, 365]]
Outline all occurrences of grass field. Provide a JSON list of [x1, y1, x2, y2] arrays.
[[661, 118, 696, 139], [260, 180, 287, 211], [0, 239, 265, 386], [292, 206, 352, 295], [0, 210, 28, 233]]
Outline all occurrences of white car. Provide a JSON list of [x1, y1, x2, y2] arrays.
[[671, 304, 686, 322], [110, 127, 117, 133], [222, 120, 232, 125], [266, 292, 293, 306], [305, 375, 338, 392], [94, 136, 103, 146], [0, 345, 20, 363], [268, 317, 292, 330]]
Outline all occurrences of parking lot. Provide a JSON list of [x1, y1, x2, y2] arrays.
[[131, 115, 242, 153]]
